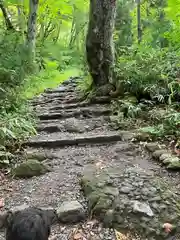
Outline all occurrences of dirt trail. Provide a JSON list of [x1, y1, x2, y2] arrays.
[[1, 77, 180, 240]]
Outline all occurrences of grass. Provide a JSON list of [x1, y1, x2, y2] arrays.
[[23, 66, 82, 99]]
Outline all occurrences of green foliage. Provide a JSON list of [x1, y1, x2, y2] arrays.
[[140, 111, 180, 139], [0, 0, 87, 168], [76, 72, 93, 96], [115, 46, 180, 103], [23, 67, 82, 99]]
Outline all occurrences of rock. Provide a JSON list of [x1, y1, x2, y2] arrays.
[[56, 200, 86, 223], [132, 201, 154, 217], [12, 160, 49, 178], [135, 132, 150, 141], [145, 143, 160, 152], [159, 153, 172, 163], [120, 186, 133, 194], [103, 186, 119, 197], [93, 195, 113, 214], [119, 131, 135, 141], [25, 151, 46, 161], [104, 209, 114, 226], [163, 156, 179, 165], [114, 143, 134, 152], [167, 158, 180, 169], [152, 149, 169, 159], [63, 118, 85, 133], [0, 211, 8, 229]]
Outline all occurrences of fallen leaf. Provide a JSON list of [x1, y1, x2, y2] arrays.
[[115, 229, 127, 240]]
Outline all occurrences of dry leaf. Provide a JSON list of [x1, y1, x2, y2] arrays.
[[115, 230, 127, 240]]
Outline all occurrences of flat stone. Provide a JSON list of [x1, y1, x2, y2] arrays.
[[145, 143, 160, 152], [56, 200, 86, 223], [132, 201, 154, 217], [103, 186, 119, 197], [119, 186, 133, 194], [26, 132, 123, 148]]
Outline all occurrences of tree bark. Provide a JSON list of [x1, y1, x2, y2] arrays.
[[86, 0, 117, 87], [0, 0, 14, 30], [137, 0, 142, 44], [26, 0, 39, 62]]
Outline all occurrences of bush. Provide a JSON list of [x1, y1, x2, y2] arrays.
[[115, 46, 180, 103]]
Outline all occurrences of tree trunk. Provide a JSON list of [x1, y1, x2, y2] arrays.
[[0, 0, 14, 30], [86, 0, 117, 87], [137, 0, 142, 44], [26, 0, 39, 63]]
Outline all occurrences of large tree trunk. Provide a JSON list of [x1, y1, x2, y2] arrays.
[[0, 0, 14, 30], [26, 0, 39, 63], [86, 0, 117, 87]]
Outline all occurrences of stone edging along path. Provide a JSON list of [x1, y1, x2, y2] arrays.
[[1, 77, 180, 240]]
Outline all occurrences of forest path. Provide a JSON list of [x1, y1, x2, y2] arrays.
[[1, 77, 180, 240]]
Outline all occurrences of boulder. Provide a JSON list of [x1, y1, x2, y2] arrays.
[[12, 159, 49, 178], [56, 200, 86, 223]]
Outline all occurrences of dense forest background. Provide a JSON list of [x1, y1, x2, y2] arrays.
[[0, 0, 179, 166]]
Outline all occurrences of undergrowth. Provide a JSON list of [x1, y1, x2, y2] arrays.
[[111, 46, 180, 141], [0, 31, 82, 167]]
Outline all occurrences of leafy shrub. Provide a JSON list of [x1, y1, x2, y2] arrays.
[[140, 111, 180, 139], [115, 45, 180, 103]]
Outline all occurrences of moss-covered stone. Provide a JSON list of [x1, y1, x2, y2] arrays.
[[167, 158, 180, 169], [12, 159, 49, 178]]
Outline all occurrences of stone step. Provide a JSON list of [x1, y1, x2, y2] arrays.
[[35, 102, 109, 112], [45, 86, 75, 94], [33, 97, 111, 108], [25, 131, 123, 148], [32, 96, 83, 106], [37, 116, 110, 133], [37, 106, 111, 120]]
